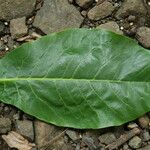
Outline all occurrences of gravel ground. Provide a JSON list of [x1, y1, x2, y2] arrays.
[[0, 0, 150, 150]]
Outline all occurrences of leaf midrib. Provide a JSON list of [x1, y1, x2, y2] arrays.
[[0, 78, 149, 83]]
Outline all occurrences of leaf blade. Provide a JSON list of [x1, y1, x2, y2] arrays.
[[0, 28, 150, 129]]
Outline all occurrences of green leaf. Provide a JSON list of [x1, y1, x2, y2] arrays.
[[0, 28, 150, 129]]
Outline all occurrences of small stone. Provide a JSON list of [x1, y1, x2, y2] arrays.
[[33, 0, 83, 34], [82, 136, 97, 149], [0, 0, 36, 20], [120, 26, 124, 30], [75, 0, 94, 8], [0, 117, 11, 134], [4, 22, 8, 26], [128, 15, 136, 22], [5, 47, 9, 51], [68, 0, 74, 4], [15, 120, 34, 141], [98, 132, 116, 145], [7, 37, 15, 50], [66, 130, 80, 141], [123, 144, 129, 150], [143, 131, 150, 141], [129, 22, 134, 26], [81, 10, 87, 17], [138, 145, 150, 150], [88, 1, 115, 20], [115, 0, 146, 19], [136, 27, 150, 49], [13, 113, 20, 120], [97, 21, 123, 34], [128, 136, 142, 149], [10, 17, 28, 39], [127, 123, 138, 129]]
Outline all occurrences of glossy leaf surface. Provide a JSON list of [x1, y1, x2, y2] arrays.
[[0, 28, 150, 129]]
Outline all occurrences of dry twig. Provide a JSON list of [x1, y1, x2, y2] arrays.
[[16, 32, 41, 42], [106, 128, 141, 150]]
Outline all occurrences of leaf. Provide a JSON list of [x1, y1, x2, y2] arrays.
[[0, 28, 150, 129], [2, 131, 35, 150]]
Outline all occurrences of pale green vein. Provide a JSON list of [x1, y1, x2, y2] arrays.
[[0, 77, 149, 83]]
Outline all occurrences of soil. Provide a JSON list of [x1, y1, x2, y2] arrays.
[[0, 0, 150, 150]]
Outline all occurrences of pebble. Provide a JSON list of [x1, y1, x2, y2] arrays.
[[88, 1, 115, 20], [68, 0, 74, 4], [127, 123, 138, 129], [66, 130, 80, 141], [13, 113, 20, 120], [75, 0, 94, 8], [33, 0, 83, 34], [138, 145, 150, 150], [5, 47, 9, 51], [115, 0, 146, 19], [10, 17, 28, 39], [0, 117, 11, 134], [15, 120, 34, 141], [97, 21, 123, 34], [120, 26, 124, 30], [143, 131, 150, 141], [7, 36, 15, 50], [128, 136, 142, 149], [4, 22, 8, 26], [81, 10, 87, 17], [98, 132, 116, 145], [136, 27, 150, 49], [128, 15, 136, 22], [0, 0, 36, 20], [123, 143, 129, 150], [82, 136, 97, 149]]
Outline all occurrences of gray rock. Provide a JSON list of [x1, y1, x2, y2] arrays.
[[88, 1, 115, 20], [10, 17, 28, 39], [75, 0, 94, 8], [33, 0, 83, 34], [128, 136, 142, 149], [7, 36, 15, 50], [15, 120, 34, 141], [136, 27, 150, 49], [143, 131, 150, 141], [66, 130, 80, 141], [97, 21, 123, 34], [115, 0, 147, 19], [0, 117, 11, 134], [98, 132, 116, 145], [82, 136, 97, 150], [138, 145, 150, 150], [0, 0, 36, 20]]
